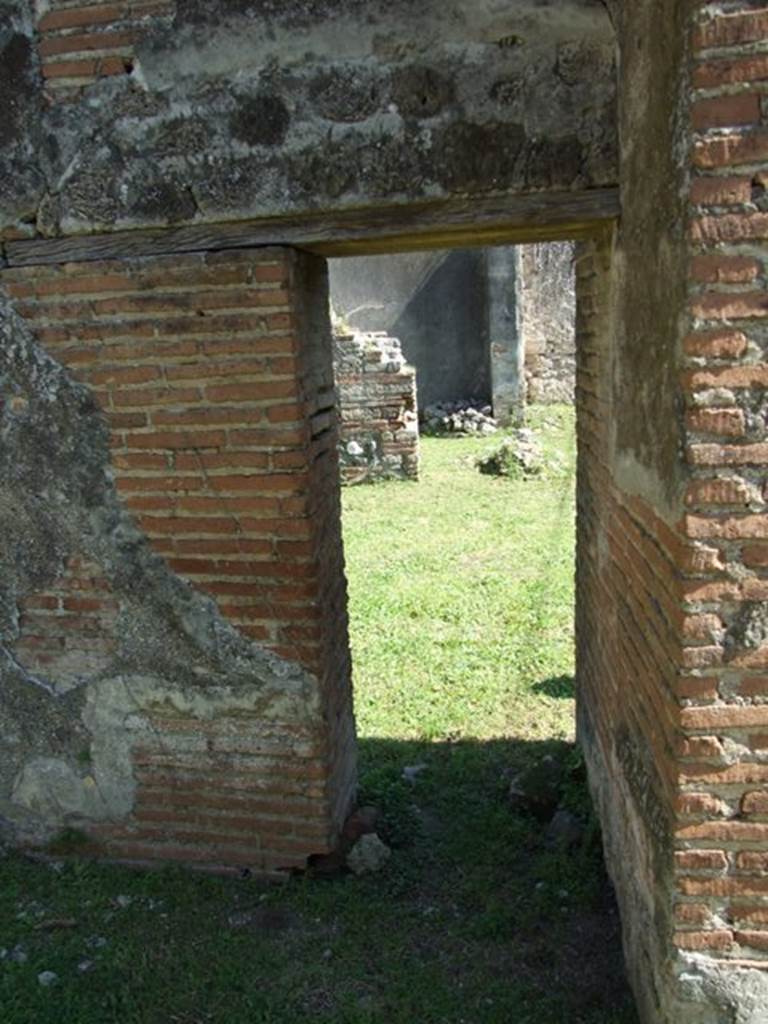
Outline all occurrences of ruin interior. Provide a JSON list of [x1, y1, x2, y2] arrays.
[[2, 1, 768, 1020]]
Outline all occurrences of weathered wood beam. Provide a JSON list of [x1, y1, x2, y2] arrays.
[[3, 188, 619, 267]]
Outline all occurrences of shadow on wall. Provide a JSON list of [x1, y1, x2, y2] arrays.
[[330, 250, 491, 410], [352, 731, 638, 1023]]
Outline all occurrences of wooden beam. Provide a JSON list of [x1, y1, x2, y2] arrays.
[[3, 188, 619, 267]]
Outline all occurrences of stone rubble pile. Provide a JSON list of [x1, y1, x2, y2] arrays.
[[476, 428, 545, 478], [333, 330, 419, 484], [421, 400, 498, 436]]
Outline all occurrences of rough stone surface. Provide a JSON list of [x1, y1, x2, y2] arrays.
[[346, 833, 391, 875], [0, 0, 616, 237], [520, 242, 576, 404], [333, 329, 419, 484]]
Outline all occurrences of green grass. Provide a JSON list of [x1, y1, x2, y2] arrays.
[[0, 405, 638, 1024]]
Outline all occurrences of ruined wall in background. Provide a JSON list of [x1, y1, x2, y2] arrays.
[[521, 241, 576, 403], [0, 248, 355, 874], [330, 250, 491, 409], [333, 331, 419, 485]]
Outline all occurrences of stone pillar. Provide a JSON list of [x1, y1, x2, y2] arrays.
[[487, 246, 525, 425], [0, 246, 356, 875]]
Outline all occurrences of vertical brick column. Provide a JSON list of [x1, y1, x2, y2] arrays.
[[0, 246, 355, 872], [578, 4, 768, 1018], [676, 2, 768, 968]]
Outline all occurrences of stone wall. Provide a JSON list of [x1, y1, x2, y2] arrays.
[[521, 242, 575, 403], [0, 0, 617, 238], [333, 330, 419, 485], [329, 250, 491, 410]]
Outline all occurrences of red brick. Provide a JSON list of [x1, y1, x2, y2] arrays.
[[687, 445, 768, 467], [677, 793, 730, 817], [38, 4, 124, 32], [730, 905, 768, 926], [692, 93, 761, 130], [690, 176, 752, 206], [678, 822, 768, 843], [744, 546, 768, 568], [675, 903, 713, 926], [683, 329, 748, 358], [735, 930, 768, 951], [38, 30, 136, 58], [694, 132, 768, 170], [673, 930, 733, 951], [743, 791, 768, 815], [692, 211, 768, 243], [675, 849, 728, 872], [736, 852, 768, 873], [682, 613, 724, 643], [690, 254, 761, 284], [694, 54, 768, 88], [682, 580, 741, 601], [690, 291, 768, 321], [686, 510, 768, 540], [676, 676, 720, 700], [694, 11, 768, 51], [685, 479, 751, 506], [683, 365, 768, 390], [686, 408, 746, 437], [42, 55, 128, 79]]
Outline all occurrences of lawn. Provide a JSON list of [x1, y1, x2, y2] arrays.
[[0, 406, 639, 1024]]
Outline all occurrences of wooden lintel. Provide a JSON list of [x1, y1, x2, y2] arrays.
[[3, 188, 619, 268]]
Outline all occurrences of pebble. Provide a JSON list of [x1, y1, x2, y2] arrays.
[[402, 763, 427, 783], [115, 894, 132, 909], [77, 959, 95, 973], [37, 971, 58, 987], [346, 833, 392, 875], [9, 946, 28, 964]]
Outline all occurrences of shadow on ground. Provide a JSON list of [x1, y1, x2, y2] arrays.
[[0, 733, 638, 1024], [531, 674, 576, 699]]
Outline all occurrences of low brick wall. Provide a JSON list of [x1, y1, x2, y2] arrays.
[[333, 330, 419, 485]]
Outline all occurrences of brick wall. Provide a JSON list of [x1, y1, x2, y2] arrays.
[[36, 0, 174, 98], [578, 3, 768, 1016], [0, 246, 356, 873], [575, 238, 684, 1013], [676, 1, 768, 966], [333, 329, 419, 484]]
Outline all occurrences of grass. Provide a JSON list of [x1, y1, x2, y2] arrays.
[[0, 405, 639, 1024]]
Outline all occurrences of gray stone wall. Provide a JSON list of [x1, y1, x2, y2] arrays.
[[330, 250, 490, 409], [0, 0, 616, 237], [521, 242, 576, 404]]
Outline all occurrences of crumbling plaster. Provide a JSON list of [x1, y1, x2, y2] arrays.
[[0, 0, 617, 237], [0, 294, 319, 846]]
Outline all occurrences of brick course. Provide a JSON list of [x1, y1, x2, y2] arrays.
[[34, 0, 175, 97]]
